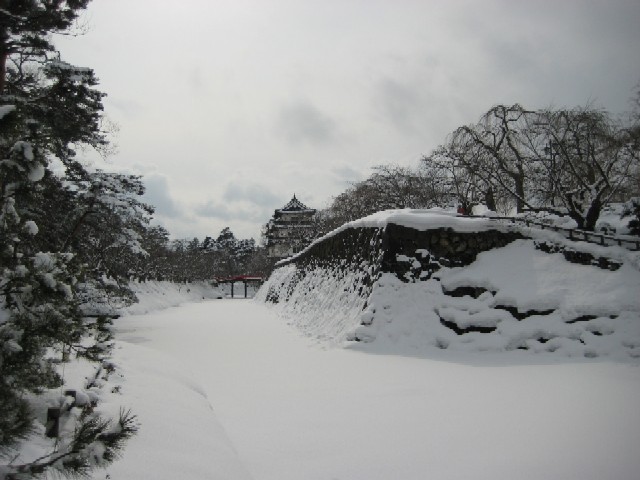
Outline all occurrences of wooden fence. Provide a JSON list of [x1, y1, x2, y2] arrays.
[[465, 215, 640, 251]]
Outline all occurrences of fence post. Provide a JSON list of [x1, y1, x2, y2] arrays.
[[46, 407, 61, 438]]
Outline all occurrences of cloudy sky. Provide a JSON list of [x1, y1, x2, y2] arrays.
[[55, 0, 640, 241]]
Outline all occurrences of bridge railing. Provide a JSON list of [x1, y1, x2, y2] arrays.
[[214, 275, 264, 299]]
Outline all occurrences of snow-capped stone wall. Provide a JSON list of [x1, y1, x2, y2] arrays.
[[378, 223, 524, 281], [256, 227, 384, 343], [257, 210, 640, 361]]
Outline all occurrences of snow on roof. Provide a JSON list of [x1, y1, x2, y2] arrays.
[[277, 194, 315, 212]]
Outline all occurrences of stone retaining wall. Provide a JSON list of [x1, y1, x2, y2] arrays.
[[380, 224, 524, 281], [263, 223, 525, 303]]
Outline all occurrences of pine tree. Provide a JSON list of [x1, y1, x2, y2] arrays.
[[1, 2, 138, 477]]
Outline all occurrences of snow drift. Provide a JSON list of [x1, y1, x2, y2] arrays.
[[123, 280, 224, 315], [256, 209, 640, 362]]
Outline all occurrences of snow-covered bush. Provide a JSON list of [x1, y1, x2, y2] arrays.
[[622, 197, 640, 236]]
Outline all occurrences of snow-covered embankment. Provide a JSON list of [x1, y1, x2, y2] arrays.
[[123, 280, 224, 315], [256, 209, 640, 361]]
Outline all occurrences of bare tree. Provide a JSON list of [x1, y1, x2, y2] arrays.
[[449, 105, 538, 212], [530, 107, 638, 230], [427, 104, 640, 229], [425, 144, 496, 214], [318, 163, 448, 233]]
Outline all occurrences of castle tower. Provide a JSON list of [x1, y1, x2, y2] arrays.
[[265, 194, 317, 258]]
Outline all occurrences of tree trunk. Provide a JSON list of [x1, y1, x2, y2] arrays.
[[584, 198, 603, 231], [568, 210, 585, 230], [514, 174, 526, 213], [485, 187, 496, 212], [0, 50, 7, 95], [0, 20, 10, 94]]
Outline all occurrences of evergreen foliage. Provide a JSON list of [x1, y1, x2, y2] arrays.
[[1, 2, 141, 477], [135, 226, 269, 282], [622, 198, 640, 236]]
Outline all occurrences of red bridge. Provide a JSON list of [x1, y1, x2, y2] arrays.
[[214, 275, 264, 298]]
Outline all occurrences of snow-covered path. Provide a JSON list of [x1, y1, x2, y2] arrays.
[[111, 299, 640, 480]]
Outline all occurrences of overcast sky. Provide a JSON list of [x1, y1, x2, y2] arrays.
[[54, 0, 640, 241]]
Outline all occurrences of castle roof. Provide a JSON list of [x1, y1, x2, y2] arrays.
[[277, 194, 315, 213]]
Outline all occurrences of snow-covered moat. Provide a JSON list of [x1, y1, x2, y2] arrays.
[[108, 298, 640, 480]]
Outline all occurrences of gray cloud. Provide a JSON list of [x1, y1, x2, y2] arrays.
[[277, 101, 338, 146], [331, 165, 363, 185], [188, 66, 208, 94], [196, 200, 269, 223], [223, 182, 281, 208], [375, 76, 428, 133], [55, 0, 640, 242], [105, 96, 145, 120], [195, 201, 235, 221], [142, 174, 183, 218]]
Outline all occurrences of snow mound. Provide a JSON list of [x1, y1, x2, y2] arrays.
[[354, 241, 640, 361], [123, 281, 224, 315]]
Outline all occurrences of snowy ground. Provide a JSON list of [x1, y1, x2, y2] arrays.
[[107, 296, 640, 480]]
